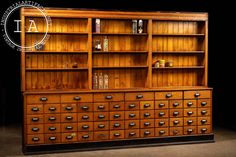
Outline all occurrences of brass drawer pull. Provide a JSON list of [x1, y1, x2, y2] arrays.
[[187, 111, 193, 115], [49, 107, 56, 111], [98, 115, 105, 119], [66, 135, 73, 140], [187, 102, 193, 106], [129, 122, 136, 126], [173, 111, 179, 116], [201, 119, 207, 124], [49, 127, 56, 131], [129, 113, 136, 118], [98, 124, 105, 128], [159, 130, 165, 134], [66, 106, 73, 110], [40, 97, 48, 101], [81, 106, 89, 110], [144, 113, 150, 117], [194, 93, 200, 97], [201, 102, 207, 106], [173, 120, 179, 125], [66, 126, 73, 130], [136, 94, 143, 99], [74, 96, 81, 101], [144, 103, 150, 108], [166, 93, 172, 98], [114, 133, 120, 137], [159, 112, 165, 116], [159, 103, 165, 107], [187, 120, 193, 124], [49, 136, 56, 141], [82, 115, 89, 119], [187, 128, 193, 133], [32, 127, 39, 132], [48, 116, 56, 121], [201, 110, 207, 115], [144, 131, 151, 135], [144, 122, 150, 126], [66, 116, 73, 120], [32, 137, 39, 141], [31, 107, 39, 112], [114, 114, 121, 118], [105, 95, 113, 99], [113, 104, 120, 109], [173, 103, 179, 107], [32, 117, 39, 122], [82, 125, 89, 129], [129, 132, 136, 136], [82, 135, 89, 139], [114, 123, 120, 127], [98, 105, 105, 109], [159, 121, 165, 125], [129, 104, 136, 108], [201, 128, 207, 132]]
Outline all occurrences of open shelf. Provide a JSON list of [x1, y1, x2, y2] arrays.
[[25, 31, 88, 34], [152, 66, 204, 69], [152, 33, 205, 36], [26, 68, 88, 71], [93, 33, 148, 36], [152, 51, 204, 54], [93, 50, 148, 54], [93, 66, 148, 69], [25, 51, 88, 53]]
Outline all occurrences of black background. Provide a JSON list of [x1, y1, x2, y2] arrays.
[[0, 0, 235, 129]]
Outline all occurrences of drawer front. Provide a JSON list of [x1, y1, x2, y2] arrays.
[[44, 114, 61, 123], [61, 133, 77, 143], [197, 99, 211, 108], [140, 119, 155, 128], [155, 128, 169, 137], [27, 104, 43, 115], [61, 123, 78, 132], [125, 129, 140, 138], [184, 108, 197, 117], [155, 100, 169, 109], [26, 95, 60, 104], [110, 130, 124, 140], [78, 113, 94, 122], [94, 93, 124, 102], [78, 122, 94, 131], [94, 121, 109, 131], [184, 117, 197, 126], [197, 125, 212, 134], [109, 102, 125, 111], [44, 104, 61, 113], [170, 118, 183, 127], [125, 111, 140, 120], [140, 110, 155, 119], [27, 124, 44, 134], [94, 131, 109, 141], [94, 103, 109, 112], [184, 90, 211, 99], [169, 127, 183, 136], [45, 134, 61, 144], [198, 108, 211, 116], [110, 121, 125, 130], [78, 103, 93, 112], [184, 100, 197, 108], [140, 101, 154, 110], [110, 111, 124, 121], [94, 112, 109, 121], [197, 116, 211, 125], [155, 119, 169, 127], [78, 132, 93, 141], [155, 109, 169, 118], [61, 113, 77, 123], [140, 128, 155, 138], [61, 94, 93, 102], [27, 115, 44, 124], [27, 134, 44, 145], [169, 109, 183, 118], [125, 92, 154, 101], [184, 126, 197, 135], [44, 123, 61, 133], [125, 101, 140, 110], [61, 103, 77, 113], [125, 120, 140, 129], [155, 92, 182, 100], [169, 100, 183, 108]]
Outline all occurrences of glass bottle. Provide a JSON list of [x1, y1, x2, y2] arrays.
[[93, 73, 98, 89], [138, 19, 143, 33], [98, 73, 104, 89], [132, 20, 137, 34], [95, 39, 102, 51], [104, 74, 109, 89], [103, 36, 108, 51]]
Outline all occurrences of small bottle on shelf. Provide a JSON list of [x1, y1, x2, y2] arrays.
[[132, 20, 137, 34], [138, 19, 143, 33], [103, 36, 109, 52], [95, 39, 102, 51], [95, 18, 100, 33], [93, 73, 98, 89], [98, 73, 104, 89], [104, 74, 109, 89]]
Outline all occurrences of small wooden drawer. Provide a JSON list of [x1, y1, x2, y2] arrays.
[[198, 108, 211, 116], [169, 109, 183, 118], [184, 126, 197, 135], [110, 130, 124, 140], [26, 95, 60, 104], [27, 104, 43, 114], [155, 119, 169, 127], [27, 124, 44, 134], [197, 125, 212, 134], [94, 93, 124, 102], [78, 113, 93, 122], [61, 103, 77, 113], [170, 118, 183, 127], [109, 102, 125, 111], [140, 110, 155, 119], [44, 114, 61, 123], [61, 94, 93, 103], [184, 117, 197, 126], [155, 100, 168, 109], [110, 121, 125, 130], [197, 116, 211, 125], [125, 129, 140, 138], [61, 123, 78, 132], [94, 112, 109, 121], [44, 123, 61, 133], [125, 92, 154, 101], [125, 111, 140, 120], [155, 91, 182, 100], [110, 111, 124, 121], [45, 133, 61, 144], [169, 127, 183, 136], [184, 90, 211, 99], [155, 128, 169, 137], [44, 104, 61, 113], [78, 122, 93, 131], [61, 132, 77, 143], [184, 100, 197, 108], [125, 101, 139, 110], [27, 115, 44, 124], [94, 121, 109, 131], [125, 120, 140, 129], [140, 119, 155, 128], [197, 99, 211, 108], [61, 113, 77, 123], [78, 132, 93, 142], [27, 134, 44, 145], [155, 109, 169, 118], [78, 103, 93, 112], [169, 100, 183, 108], [184, 108, 197, 117], [140, 101, 154, 110], [94, 103, 109, 112], [140, 128, 155, 138], [94, 131, 109, 141]]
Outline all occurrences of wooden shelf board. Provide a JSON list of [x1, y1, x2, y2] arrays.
[[152, 66, 204, 69], [93, 51, 148, 54], [25, 32, 88, 34], [25, 51, 88, 53], [25, 68, 88, 71], [93, 66, 148, 69], [152, 33, 205, 36], [152, 51, 204, 54], [92, 33, 148, 36]]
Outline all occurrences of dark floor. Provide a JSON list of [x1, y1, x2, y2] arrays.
[[1, 125, 236, 157]]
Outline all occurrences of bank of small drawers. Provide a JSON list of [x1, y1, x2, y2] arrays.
[[25, 90, 212, 145]]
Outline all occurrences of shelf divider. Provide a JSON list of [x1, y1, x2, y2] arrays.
[[88, 18, 93, 90]]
